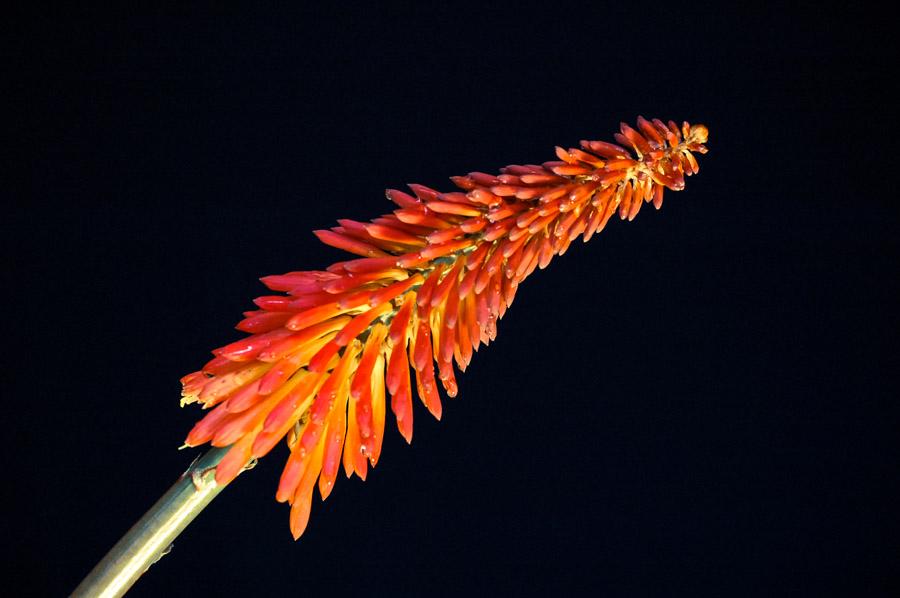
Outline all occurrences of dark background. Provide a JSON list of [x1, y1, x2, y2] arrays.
[[8, 5, 898, 597]]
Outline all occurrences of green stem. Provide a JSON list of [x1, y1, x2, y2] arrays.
[[72, 447, 233, 598]]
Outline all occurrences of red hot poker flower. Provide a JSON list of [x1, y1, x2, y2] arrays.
[[181, 117, 709, 539]]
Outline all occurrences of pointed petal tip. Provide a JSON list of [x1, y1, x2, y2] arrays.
[[319, 480, 334, 501]]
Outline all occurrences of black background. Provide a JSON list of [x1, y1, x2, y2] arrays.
[[8, 5, 899, 597]]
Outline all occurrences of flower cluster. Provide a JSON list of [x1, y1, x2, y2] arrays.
[[181, 118, 709, 538]]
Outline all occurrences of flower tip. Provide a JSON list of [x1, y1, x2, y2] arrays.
[[346, 446, 367, 480], [319, 479, 335, 501], [289, 500, 311, 540], [689, 123, 709, 144], [396, 414, 413, 444], [184, 428, 207, 448]]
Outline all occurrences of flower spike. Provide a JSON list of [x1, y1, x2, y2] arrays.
[[181, 118, 709, 539]]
